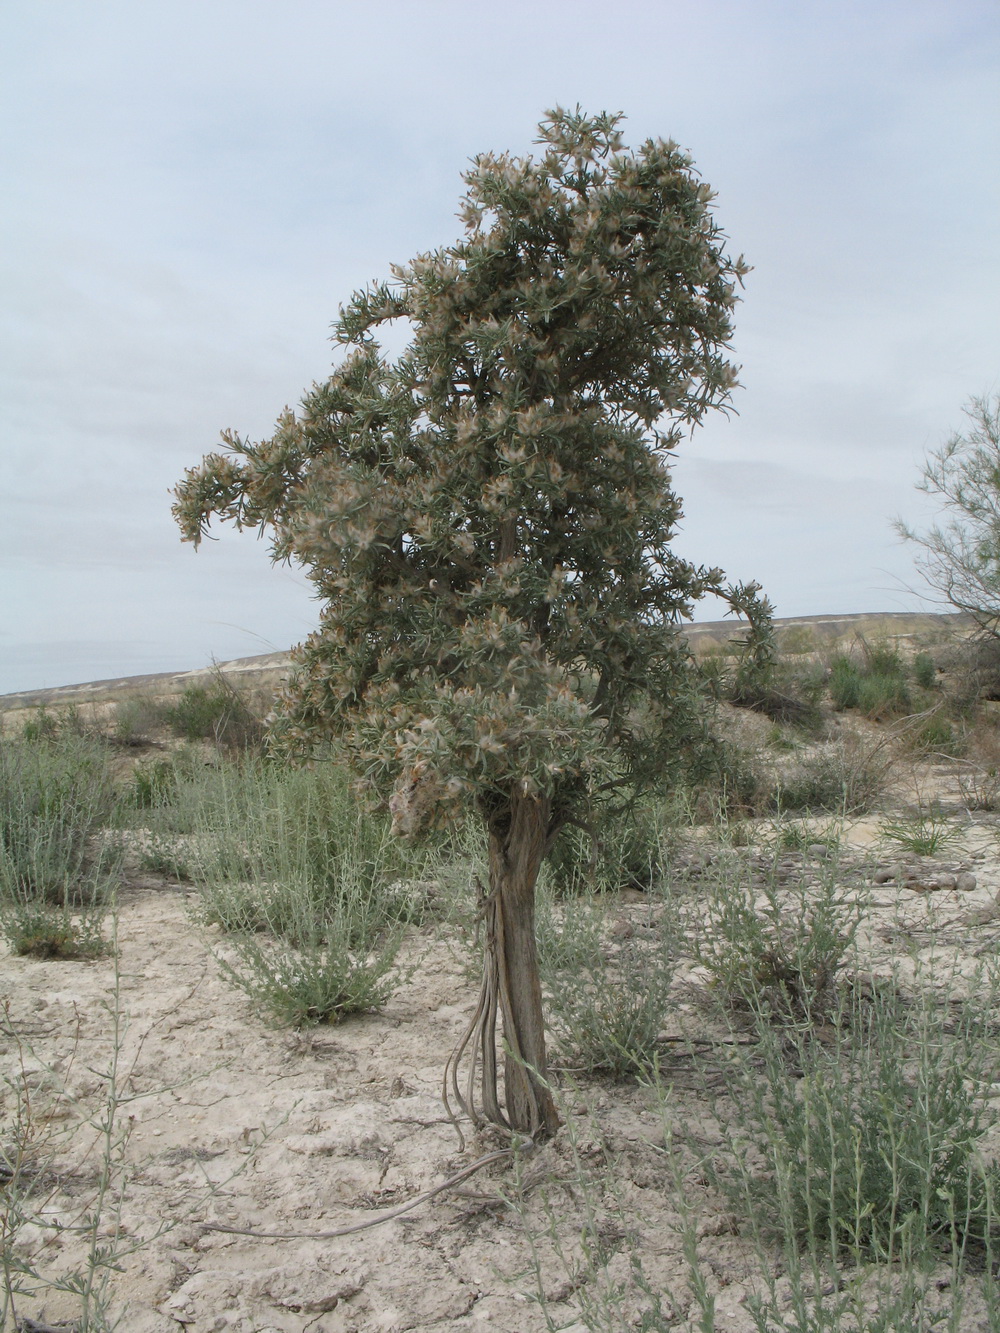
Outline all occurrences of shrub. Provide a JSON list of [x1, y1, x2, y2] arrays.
[[692, 852, 862, 1019], [829, 641, 912, 720], [162, 674, 264, 749], [545, 799, 675, 896], [913, 650, 938, 689], [193, 758, 426, 936], [192, 756, 428, 1024], [112, 693, 170, 745], [20, 707, 61, 743], [772, 736, 891, 814], [778, 624, 818, 655], [213, 881, 407, 1026], [694, 732, 769, 819], [127, 758, 178, 809], [829, 654, 862, 711], [539, 890, 678, 1080], [763, 819, 842, 854], [713, 978, 1000, 1261], [115, 748, 233, 836], [856, 670, 911, 720], [906, 708, 966, 758], [957, 762, 1000, 812], [0, 736, 121, 956]]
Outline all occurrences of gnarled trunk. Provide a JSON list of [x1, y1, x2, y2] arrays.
[[443, 789, 560, 1141], [486, 791, 560, 1138]]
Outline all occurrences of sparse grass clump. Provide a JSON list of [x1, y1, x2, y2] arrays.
[[539, 887, 678, 1079], [762, 818, 842, 854], [877, 810, 966, 857], [191, 756, 429, 1025], [713, 976, 1000, 1262], [161, 673, 264, 750], [0, 735, 121, 957]]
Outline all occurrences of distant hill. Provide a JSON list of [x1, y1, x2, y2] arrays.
[[0, 611, 971, 715], [684, 609, 970, 653]]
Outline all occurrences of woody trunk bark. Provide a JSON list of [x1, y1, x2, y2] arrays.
[[485, 790, 561, 1139]]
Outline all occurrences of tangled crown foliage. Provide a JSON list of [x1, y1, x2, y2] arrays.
[[174, 109, 747, 830]]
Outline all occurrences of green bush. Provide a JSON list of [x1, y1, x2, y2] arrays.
[[545, 800, 675, 896], [115, 749, 233, 835], [127, 758, 179, 809], [0, 736, 121, 956], [913, 651, 938, 690], [856, 670, 911, 719], [162, 676, 264, 749], [20, 707, 62, 743], [695, 733, 768, 818], [693, 852, 862, 1019], [772, 736, 891, 814], [539, 889, 678, 1080], [829, 641, 912, 719], [777, 624, 817, 655], [213, 880, 408, 1026], [112, 694, 171, 745], [192, 758, 426, 934], [189, 756, 430, 1025], [714, 979, 1000, 1261], [829, 655, 862, 711], [906, 707, 966, 758]]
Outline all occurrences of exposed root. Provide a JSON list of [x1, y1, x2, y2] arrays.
[[201, 1144, 531, 1241], [442, 877, 543, 1146]]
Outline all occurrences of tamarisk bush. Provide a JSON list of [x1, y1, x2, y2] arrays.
[[174, 109, 747, 1137]]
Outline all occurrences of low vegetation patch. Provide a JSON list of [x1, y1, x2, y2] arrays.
[[714, 975, 1000, 1262], [0, 734, 120, 957]]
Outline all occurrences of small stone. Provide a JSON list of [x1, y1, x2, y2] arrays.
[[936, 873, 957, 890], [807, 843, 830, 858], [956, 872, 978, 892], [873, 867, 895, 885], [966, 903, 1000, 925]]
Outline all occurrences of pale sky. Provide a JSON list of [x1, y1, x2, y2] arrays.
[[2, 0, 998, 694]]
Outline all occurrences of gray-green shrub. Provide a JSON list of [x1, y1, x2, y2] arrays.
[[213, 879, 409, 1026], [161, 674, 264, 749], [0, 736, 121, 956], [545, 799, 676, 896], [829, 641, 912, 720], [712, 977, 1000, 1262], [191, 756, 431, 1025], [538, 885, 678, 1079], [692, 850, 863, 1018], [772, 736, 891, 814], [913, 650, 938, 690]]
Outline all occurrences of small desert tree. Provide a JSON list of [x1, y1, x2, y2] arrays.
[[174, 109, 746, 1138], [898, 392, 1000, 635]]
